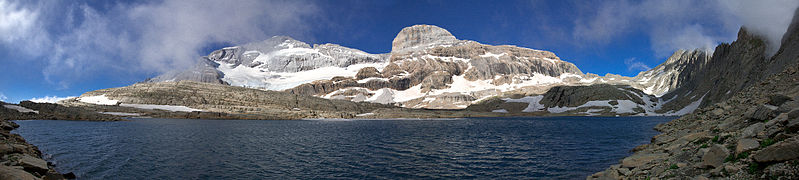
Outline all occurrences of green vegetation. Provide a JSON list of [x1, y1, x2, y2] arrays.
[[726, 152, 750, 163], [669, 164, 678, 170], [761, 138, 776, 148], [700, 143, 708, 148], [712, 135, 721, 143], [749, 162, 760, 174]]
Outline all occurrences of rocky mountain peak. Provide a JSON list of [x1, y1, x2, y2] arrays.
[[391, 24, 458, 52]]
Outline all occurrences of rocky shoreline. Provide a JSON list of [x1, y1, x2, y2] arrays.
[[0, 101, 124, 179], [1, 120, 75, 179], [588, 57, 799, 180]]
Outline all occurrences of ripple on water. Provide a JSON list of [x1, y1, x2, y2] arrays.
[[12, 116, 673, 179]]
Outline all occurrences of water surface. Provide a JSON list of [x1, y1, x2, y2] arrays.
[[14, 116, 673, 179]]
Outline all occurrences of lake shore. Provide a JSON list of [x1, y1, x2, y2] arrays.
[[0, 119, 74, 179]]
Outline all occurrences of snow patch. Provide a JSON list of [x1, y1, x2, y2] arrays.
[[78, 95, 119, 105], [503, 95, 545, 112], [119, 104, 203, 112], [479, 52, 506, 59], [100, 112, 142, 116], [2, 105, 38, 114], [492, 109, 508, 113], [665, 94, 706, 116], [218, 61, 388, 90]]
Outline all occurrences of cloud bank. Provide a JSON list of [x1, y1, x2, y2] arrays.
[[0, 0, 319, 88], [573, 0, 799, 57]]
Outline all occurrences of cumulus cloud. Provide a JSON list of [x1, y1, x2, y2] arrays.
[[0, 0, 320, 89], [624, 58, 651, 72], [573, 0, 799, 58], [0, 92, 7, 102], [29, 96, 75, 104]]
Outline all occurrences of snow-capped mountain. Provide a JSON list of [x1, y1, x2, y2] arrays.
[[148, 36, 388, 90], [288, 25, 594, 109], [147, 24, 709, 113], [631, 49, 711, 97]]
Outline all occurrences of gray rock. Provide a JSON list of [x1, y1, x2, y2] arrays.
[[742, 122, 765, 138], [391, 24, 458, 52], [753, 136, 799, 163], [621, 153, 668, 168], [736, 138, 759, 154], [0, 165, 36, 180], [767, 94, 792, 106], [17, 154, 48, 174], [786, 116, 799, 132], [355, 67, 382, 80], [750, 104, 778, 121], [632, 49, 711, 97], [701, 144, 729, 168]]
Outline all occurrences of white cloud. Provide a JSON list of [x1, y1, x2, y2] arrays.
[[0, 0, 320, 89], [0, 92, 7, 102], [572, 0, 799, 58], [29, 96, 75, 104], [720, 0, 799, 56], [624, 57, 651, 72], [0, 0, 36, 43]]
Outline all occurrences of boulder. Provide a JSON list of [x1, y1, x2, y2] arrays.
[[17, 154, 49, 174], [786, 117, 799, 132], [679, 131, 710, 142], [701, 144, 729, 168], [621, 153, 668, 168], [735, 138, 759, 154], [767, 94, 792, 106], [742, 122, 765, 138], [753, 136, 799, 163], [749, 104, 777, 121], [651, 134, 676, 145], [355, 67, 382, 79], [0, 165, 36, 180]]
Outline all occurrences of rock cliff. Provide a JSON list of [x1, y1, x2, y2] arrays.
[[590, 7, 799, 179]]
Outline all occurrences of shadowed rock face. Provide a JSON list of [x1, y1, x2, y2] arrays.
[[540, 84, 652, 108], [632, 49, 711, 97], [590, 8, 799, 179]]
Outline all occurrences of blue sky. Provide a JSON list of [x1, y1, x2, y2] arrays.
[[1, 0, 797, 103]]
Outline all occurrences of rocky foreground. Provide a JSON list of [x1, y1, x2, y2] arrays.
[[0, 101, 125, 179], [0, 120, 77, 180], [589, 55, 799, 179]]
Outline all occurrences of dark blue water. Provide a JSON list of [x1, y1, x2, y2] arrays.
[[13, 116, 673, 179]]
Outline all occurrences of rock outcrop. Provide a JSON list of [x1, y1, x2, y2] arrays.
[[467, 84, 664, 116], [0, 101, 121, 121], [71, 81, 394, 120], [0, 119, 73, 179], [590, 8, 799, 179], [287, 25, 587, 109], [632, 49, 711, 97]]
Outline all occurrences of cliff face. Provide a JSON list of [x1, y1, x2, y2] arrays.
[[632, 49, 711, 97], [288, 25, 587, 109], [656, 28, 777, 114], [143, 24, 745, 113]]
